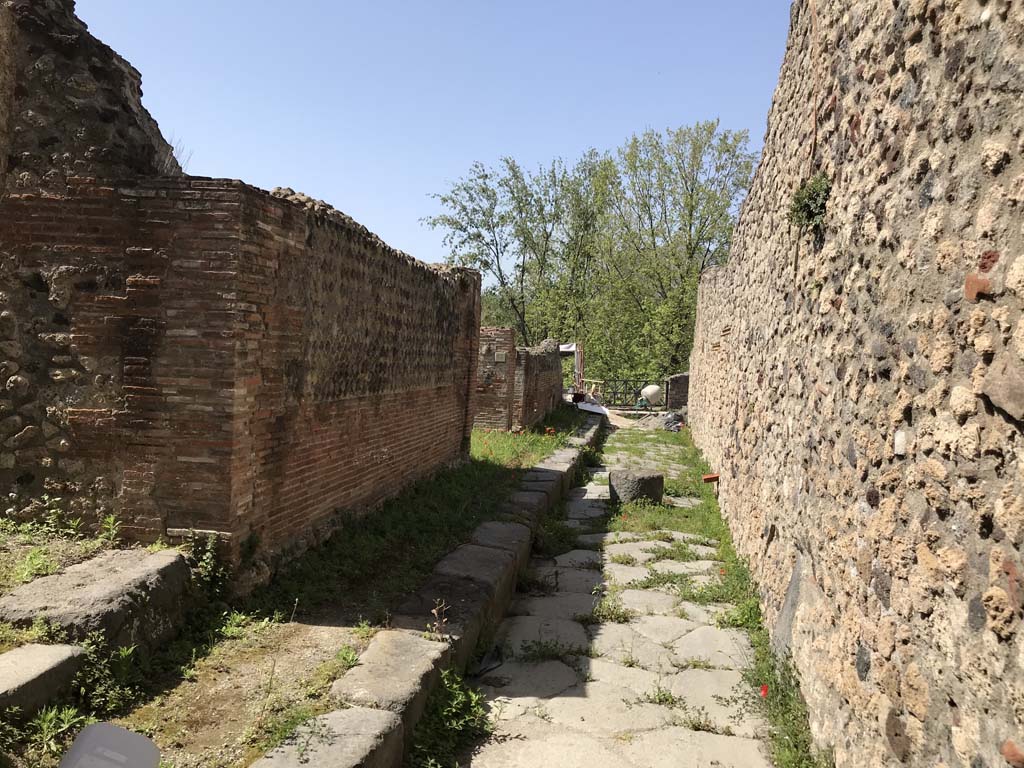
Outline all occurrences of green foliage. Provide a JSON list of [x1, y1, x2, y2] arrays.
[[71, 634, 142, 716], [745, 629, 835, 768], [427, 121, 755, 378], [188, 533, 230, 600], [98, 514, 121, 544], [305, 646, 359, 698], [789, 172, 832, 240], [408, 669, 491, 768], [12, 547, 57, 583], [25, 706, 92, 757], [578, 589, 634, 625]]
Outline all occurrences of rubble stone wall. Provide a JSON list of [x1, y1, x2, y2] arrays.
[[689, 2, 1024, 766], [0, 0, 179, 197], [0, 178, 481, 567], [513, 340, 563, 429], [473, 327, 517, 430]]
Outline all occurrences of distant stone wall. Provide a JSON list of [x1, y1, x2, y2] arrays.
[[689, 2, 1023, 766], [0, 178, 480, 570], [0, 0, 179, 196], [513, 340, 562, 429], [473, 327, 516, 430]]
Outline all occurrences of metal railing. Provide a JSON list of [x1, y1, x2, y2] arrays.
[[582, 378, 665, 408]]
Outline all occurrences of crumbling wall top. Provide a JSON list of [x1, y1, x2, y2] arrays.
[[0, 0, 180, 196]]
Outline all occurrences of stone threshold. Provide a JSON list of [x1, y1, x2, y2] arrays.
[[0, 548, 192, 718], [253, 414, 604, 768]]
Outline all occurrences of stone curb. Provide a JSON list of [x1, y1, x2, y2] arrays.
[[0, 548, 193, 719], [265, 412, 604, 767], [0, 643, 86, 716]]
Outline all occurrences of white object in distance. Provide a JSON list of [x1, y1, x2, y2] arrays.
[[640, 384, 664, 406], [60, 723, 160, 768]]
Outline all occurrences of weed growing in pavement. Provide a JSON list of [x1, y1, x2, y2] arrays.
[[408, 669, 491, 768]]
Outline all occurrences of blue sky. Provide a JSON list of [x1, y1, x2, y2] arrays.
[[77, 1, 792, 263]]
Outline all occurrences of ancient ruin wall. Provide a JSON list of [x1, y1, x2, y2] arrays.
[[0, 179, 480, 566], [513, 340, 563, 429], [473, 327, 517, 430], [689, 2, 1023, 766], [0, 0, 179, 196]]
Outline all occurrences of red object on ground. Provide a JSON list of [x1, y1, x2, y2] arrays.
[[760, 685, 769, 699], [702, 473, 720, 483]]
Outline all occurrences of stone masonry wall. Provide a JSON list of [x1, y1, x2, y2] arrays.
[[473, 327, 516, 430], [689, 2, 1023, 766], [513, 339, 563, 429], [0, 178, 480, 567], [0, 0, 180, 197]]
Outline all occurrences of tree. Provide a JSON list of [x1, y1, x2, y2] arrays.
[[425, 121, 755, 380]]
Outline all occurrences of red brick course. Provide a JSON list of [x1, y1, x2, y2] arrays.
[[0, 177, 480, 563]]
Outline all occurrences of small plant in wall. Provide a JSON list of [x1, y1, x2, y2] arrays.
[[789, 171, 832, 245]]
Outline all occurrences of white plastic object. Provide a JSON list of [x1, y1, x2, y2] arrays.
[[640, 384, 664, 406], [59, 723, 160, 768]]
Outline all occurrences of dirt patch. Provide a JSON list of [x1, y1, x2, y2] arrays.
[[119, 617, 365, 768]]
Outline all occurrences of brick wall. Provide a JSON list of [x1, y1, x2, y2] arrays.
[[473, 327, 516, 430], [513, 339, 563, 429], [0, 178, 480, 565]]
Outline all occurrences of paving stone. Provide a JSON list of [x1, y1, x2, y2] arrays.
[[471, 521, 533, 574], [468, 720, 634, 767], [618, 589, 679, 616], [604, 562, 650, 584], [648, 559, 715, 576], [496, 616, 590, 657], [668, 668, 766, 738], [631, 614, 700, 645], [510, 592, 598, 620], [252, 707, 402, 768], [676, 600, 728, 625], [571, 656, 661, 697], [604, 540, 670, 564], [433, 544, 517, 625], [553, 549, 602, 569], [528, 566, 603, 594], [331, 630, 450, 738], [0, 643, 85, 715], [576, 532, 646, 547], [587, 623, 675, 673], [543, 680, 674, 736], [671, 626, 752, 670], [476, 660, 580, 719], [615, 725, 772, 768], [0, 549, 189, 651]]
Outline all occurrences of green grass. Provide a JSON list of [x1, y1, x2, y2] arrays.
[[408, 669, 491, 768], [0, 512, 112, 598], [516, 639, 588, 662]]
